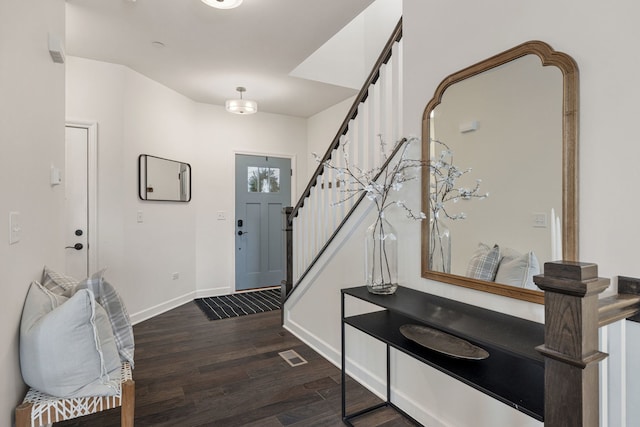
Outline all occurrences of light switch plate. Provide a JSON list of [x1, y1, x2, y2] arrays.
[[532, 212, 547, 228], [50, 166, 62, 186], [9, 211, 21, 244]]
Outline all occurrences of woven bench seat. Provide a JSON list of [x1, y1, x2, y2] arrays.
[[15, 362, 134, 427]]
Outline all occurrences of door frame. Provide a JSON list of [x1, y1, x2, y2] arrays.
[[65, 119, 99, 274], [232, 149, 296, 292]]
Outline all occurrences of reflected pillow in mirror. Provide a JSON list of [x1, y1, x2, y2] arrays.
[[466, 243, 501, 281], [495, 247, 540, 290]]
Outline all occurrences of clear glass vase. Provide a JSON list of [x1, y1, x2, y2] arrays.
[[365, 215, 398, 295], [429, 212, 451, 273]]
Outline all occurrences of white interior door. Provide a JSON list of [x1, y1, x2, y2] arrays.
[[64, 124, 96, 279]]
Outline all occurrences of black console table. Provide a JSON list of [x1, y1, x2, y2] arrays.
[[341, 286, 545, 426]]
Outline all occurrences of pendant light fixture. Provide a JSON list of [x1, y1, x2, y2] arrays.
[[201, 0, 243, 9], [225, 87, 258, 115]]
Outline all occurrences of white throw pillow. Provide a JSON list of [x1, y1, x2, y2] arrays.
[[466, 243, 501, 281], [495, 247, 541, 289], [20, 281, 121, 398]]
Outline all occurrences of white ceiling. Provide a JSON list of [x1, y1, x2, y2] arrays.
[[65, 0, 381, 118]]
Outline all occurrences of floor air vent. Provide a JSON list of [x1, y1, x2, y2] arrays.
[[278, 349, 308, 367]]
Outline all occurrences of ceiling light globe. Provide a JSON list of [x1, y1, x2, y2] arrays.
[[201, 0, 243, 9], [225, 99, 258, 115]]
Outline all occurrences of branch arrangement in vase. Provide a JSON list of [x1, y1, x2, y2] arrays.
[[429, 138, 489, 220], [313, 136, 426, 221], [313, 136, 426, 294], [312, 136, 488, 289], [428, 139, 489, 273]]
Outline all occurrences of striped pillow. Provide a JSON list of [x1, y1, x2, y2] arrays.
[[466, 243, 501, 281], [74, 270, 135, 369], [40, 267, 135, 369], [41, 266, 79, 295]]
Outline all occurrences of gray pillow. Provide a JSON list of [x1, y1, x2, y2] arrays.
[[466, 243, 501, 281], [20, 281, 121, 398], [495, 247, 540, 289], [73, 270, 135, 368]]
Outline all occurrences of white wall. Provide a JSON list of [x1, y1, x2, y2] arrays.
[[285, 0, 640, 425], [0, 0, 66, 424], [194, 101, 307, 299], [402, 12, 640, 424], [290, 0, 401, 90], [306, 96, 355, 181], [402, 0, 640, 282], [66, 56, 308, 322]]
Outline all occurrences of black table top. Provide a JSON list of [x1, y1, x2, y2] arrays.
[[342, 286, 545, 363]]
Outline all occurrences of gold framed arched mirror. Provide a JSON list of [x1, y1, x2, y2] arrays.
[[421, 41, 578, 304]]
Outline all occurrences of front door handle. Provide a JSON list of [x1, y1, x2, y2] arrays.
[[237, 231, 248, 236], [65, 243, 84, 250]]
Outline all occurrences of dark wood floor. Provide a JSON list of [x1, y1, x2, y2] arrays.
[[57, 302, 415, 426]]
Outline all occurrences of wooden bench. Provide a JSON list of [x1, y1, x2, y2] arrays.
[[15, 362, 134, 427]]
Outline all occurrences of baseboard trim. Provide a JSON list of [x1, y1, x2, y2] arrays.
[[284, 316, 386, 400], [195, 286, 232, 299], [130, 286, 239, 325], [130, 291, 196, 325], [284, 313, 451, 426]]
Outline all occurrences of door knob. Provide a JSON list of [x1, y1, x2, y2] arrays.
[[65, 243, 84, 250], [237, 231, 248, 236]]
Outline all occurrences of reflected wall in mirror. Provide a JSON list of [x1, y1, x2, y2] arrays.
[[421, 41, 579, 304], [139, 154, 191, 202]]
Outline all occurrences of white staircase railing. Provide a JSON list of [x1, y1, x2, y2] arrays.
[[283, 19, 403, 298]]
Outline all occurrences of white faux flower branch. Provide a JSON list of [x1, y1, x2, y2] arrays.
[[429, 139, 488, 221], [313, 136, 426, 221], [312, 136, 488, 223]]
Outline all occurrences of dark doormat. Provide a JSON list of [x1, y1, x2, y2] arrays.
[[194, 288, 281, 320]]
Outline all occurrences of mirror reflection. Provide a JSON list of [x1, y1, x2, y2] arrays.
[[421, 41, 579, 304], [431, 54, 562, 287], [139, 154, 191, 202]]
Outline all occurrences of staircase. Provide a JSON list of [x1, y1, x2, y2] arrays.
[[282, 18, 404, 301]]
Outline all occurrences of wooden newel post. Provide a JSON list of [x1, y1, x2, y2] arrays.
[[534, 261, 610, 427], [281, 206, 293, 302]]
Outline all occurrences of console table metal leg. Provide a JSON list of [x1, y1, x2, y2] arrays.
[[342, 294, 409, 426], [341, 293, 346, 421], [387, 343, 391, 402]]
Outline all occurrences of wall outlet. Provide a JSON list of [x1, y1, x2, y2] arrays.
[[137, 210, 144, 223], [532, 212, 547, 228], [216, 211, 226, 220], [172, 272, 179, 280]]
